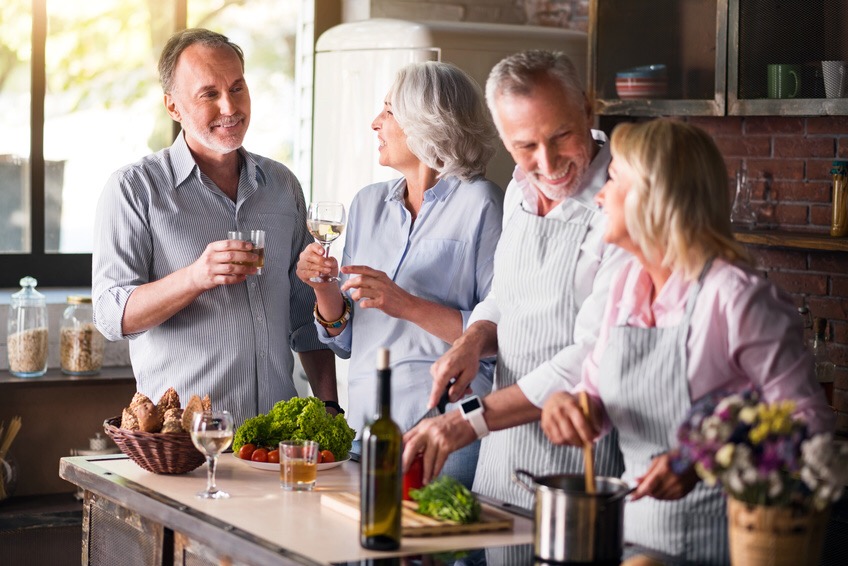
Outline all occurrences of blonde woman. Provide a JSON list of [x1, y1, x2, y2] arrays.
[[540, 119, 834, 565]]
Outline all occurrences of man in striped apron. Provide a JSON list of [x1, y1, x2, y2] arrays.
[[402, 50, 627, 511]]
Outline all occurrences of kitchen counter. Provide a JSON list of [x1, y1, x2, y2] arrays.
[[59, 453, 534, 565]]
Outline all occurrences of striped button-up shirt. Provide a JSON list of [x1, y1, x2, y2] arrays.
[[92, 132, 323, 427]]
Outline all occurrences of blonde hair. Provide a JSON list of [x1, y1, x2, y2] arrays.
[[610, 119, 752, 279], [390, 61, 496, 181]]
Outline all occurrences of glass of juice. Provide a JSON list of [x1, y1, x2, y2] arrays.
[[279, 439, 319, 491], [227, 230, 266, 274]]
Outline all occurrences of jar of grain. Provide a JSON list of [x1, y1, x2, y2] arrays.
[[7, 276, 48, 378], [60, 296, 104, 375]]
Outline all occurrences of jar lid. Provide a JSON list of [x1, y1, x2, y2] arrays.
[[832, 160, 848, 175], [10, 276, 45, 306], [67, 295, 92, 304]]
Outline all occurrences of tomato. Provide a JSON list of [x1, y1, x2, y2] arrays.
[[238, 443, 256, 461], [267, 449, 280, 464], [320, 449, 335, 464], [251, 448, 269, 462]]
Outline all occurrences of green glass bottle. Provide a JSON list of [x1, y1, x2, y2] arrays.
[[360, 348, 402, 550]]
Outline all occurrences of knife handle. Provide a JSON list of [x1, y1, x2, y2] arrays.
[[435, 378, 456, 414]]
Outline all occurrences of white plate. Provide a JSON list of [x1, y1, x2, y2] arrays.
[[233, 454, 349, 472]]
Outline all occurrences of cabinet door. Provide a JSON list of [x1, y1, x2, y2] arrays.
[[728, 0, 848, 116], [590, 0, 727, 116]]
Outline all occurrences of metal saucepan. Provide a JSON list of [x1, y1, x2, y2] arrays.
[[513, 469, 633, 564]]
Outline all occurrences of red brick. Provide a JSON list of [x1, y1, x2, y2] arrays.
[[835, 367, 848, 390], [768, 271, 828, 295], [747, 159, 805, 181], [807, 296, 848, 320], [807, 116, 848, 135], [831, 343, 848, 367], [687, 116, 743, 136], [835, 389, 848, 413], [773, 203, 809, 225], [714, 136, 771, 158], [832, 276, 848, 297], [839, 139, 848, 159], [774, 137, 835, 159], [808, 159, 840, 181], [810, 205, 833, 228], [748, 247, 808, 270], [744, 116, 804, 135], [833, 320, 848, 344], [748, 180, 768, 200], [769, 181, 831, 203], [809, 253, 848, 273]]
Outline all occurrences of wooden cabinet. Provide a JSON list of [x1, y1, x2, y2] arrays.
[[589, 0, 848, 117]]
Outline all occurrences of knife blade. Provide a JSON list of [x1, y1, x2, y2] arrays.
[[412, 378, 455, 428]]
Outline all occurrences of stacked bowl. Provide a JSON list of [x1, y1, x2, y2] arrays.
[[615, 64, 668, 99]]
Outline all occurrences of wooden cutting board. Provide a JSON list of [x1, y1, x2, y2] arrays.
[[320, 492, 514, 537]]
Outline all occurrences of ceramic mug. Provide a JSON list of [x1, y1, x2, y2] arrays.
[[821, 61, 848, 98], [767, 64, 801, 99]]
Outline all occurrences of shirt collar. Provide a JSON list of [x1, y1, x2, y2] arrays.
[[169, 131, 264, 190], [383, 176, 459, 203], [512, 129, 611, 215]]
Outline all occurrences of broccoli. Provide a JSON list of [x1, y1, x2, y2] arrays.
[[233, 396, 356, 460], [409, 476, 481, 524]]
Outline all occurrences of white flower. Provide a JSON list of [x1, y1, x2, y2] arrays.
[[716, 444, 735, 468], [767, 471, 783, 499], [727, 468, 745, 494], [739, 406, 758, 424]]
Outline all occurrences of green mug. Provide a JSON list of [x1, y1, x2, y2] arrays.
[[767, 64, 801, 99]]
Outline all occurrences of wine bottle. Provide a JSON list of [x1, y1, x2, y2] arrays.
[[360, 348, 402, 550]]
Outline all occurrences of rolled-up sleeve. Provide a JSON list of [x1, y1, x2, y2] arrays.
[[92, 169, 152, 341]]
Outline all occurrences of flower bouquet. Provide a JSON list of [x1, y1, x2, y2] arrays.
[[673, 388, 847, 566]]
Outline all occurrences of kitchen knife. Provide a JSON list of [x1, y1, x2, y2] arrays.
[[412, 378, 455, 428]]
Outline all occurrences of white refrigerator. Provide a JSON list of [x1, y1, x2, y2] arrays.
[[306, 19, 587, 406]]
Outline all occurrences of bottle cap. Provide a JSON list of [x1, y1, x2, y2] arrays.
[[831, 161, 848, 176]]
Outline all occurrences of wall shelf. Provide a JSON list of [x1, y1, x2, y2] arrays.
[[734, 229, 848, 252]]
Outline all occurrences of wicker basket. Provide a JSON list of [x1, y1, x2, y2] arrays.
[[727, 497, 830, 566], [103, 417, 205, 474]]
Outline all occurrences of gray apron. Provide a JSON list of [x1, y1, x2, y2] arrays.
[[473, 205, 624, 511], [597, 260, 728, 565]]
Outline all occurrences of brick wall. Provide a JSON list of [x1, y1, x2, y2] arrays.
[[689, 116, 848, 434]]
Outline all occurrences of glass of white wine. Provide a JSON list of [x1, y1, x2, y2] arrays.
[[190, 410, 234, 499], [307, 201, 346, 282]]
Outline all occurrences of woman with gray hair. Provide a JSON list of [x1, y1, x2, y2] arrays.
[[297, 61, 503, 487]]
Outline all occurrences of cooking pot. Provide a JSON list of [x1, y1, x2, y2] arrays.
[[513, 469, 632, 565]]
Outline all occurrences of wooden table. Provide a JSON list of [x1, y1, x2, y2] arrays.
[[59, 454, 534, 565]]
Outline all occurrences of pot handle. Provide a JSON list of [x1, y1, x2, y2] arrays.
[[512, 469, 536, 494], [602, 485, 636, 507]]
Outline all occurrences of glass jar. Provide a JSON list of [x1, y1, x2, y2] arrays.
[[7, 276, 48, 378], [60, 296, 104, 375], [0, 452, 18, 501]]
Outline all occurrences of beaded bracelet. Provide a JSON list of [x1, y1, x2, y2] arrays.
[[314, 296, 352, 329]]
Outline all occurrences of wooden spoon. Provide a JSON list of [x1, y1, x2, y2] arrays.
[[579, 392, 596, 494]]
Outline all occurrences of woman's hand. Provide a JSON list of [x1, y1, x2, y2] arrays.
[[296, 242, 339, 289], [541, 392, 600, 447], [631, 453, 699, 501], [340, 265, 412, 318]]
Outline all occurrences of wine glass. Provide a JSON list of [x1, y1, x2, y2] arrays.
[[307, 201, 346, 282], [190, 410, 234, 499]]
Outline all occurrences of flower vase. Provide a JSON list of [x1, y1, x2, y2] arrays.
[[727, 497, 829, 566]]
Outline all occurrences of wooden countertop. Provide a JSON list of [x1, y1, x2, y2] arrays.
[[59, 454, 533, 565]]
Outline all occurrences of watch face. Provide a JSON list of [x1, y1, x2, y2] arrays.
[[461, 397, 481, 413]]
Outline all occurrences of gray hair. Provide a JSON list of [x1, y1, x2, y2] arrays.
[[158, 28, 245, 94], [390, 61, 497, 181], [485, 50, 585, 126]]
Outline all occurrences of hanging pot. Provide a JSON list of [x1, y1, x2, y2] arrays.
[[513, 469, 632, 565]]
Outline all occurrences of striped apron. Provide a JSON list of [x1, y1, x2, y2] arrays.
[[596, 260, 728, 565], [473, 205, 624, 511]]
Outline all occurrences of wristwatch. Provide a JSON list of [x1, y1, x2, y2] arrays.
[[459, 395, 489, 439]]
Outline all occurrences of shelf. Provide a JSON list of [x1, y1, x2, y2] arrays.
[[0, 366, 134, 389], [733, 229, 848, 252]]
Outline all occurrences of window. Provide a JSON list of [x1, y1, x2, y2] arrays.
[[0, 0, 313, 287]]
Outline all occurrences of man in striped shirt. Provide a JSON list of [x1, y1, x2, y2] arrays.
[[402, 50, 627, 511], [92, 29, 337, 427]]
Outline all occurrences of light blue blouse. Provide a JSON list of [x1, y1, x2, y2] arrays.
[[318, 175, 504, 436]]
